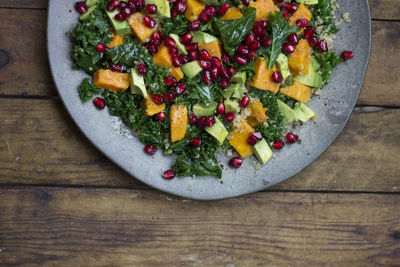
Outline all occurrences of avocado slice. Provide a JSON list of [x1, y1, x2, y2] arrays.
[[106, 10, 132, 35], [293, 103, 315, 123], [182, 61, 202, 78], [224, 99, 240, 113], [222, 83, 242, 99], [80, 6, 96, 20], [86, 0, 97, 7], [170, 34, 188, 55], [276, 54, 291, 79], [192, 102, 216, 117], [252, 139, 273, 164], [232, 84, 244, 99], [146, 0, 171, 17], [277, 99, 298, 125], [295, 57, 323, 88], [231, 72, 247, 84], [130, 68, 147, 98], [205, 117, 229, 144], [192, 31, 217, 44]]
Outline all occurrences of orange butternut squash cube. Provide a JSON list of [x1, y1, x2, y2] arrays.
[[249, 0, 278, 21], [93, 69, 130, 92], [229, 121, 255, 158], [246, 100, 268, 127], [280, 81, 312, 104], [170, 104, 188, 142], [288, 40, 311, 75], [152, 44, 184, 81], [198, 40, 222, 59], [108, 31, 125, 48], [128, 13, 157, 42], [141, 94, 166, 116], [247, 57, 280, 93], [221, 7, 243, 20], [289, 3, 312, 26], [184, 0, 205, 21]]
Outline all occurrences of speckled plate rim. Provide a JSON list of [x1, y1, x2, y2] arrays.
[[47, 0, 371, 200]]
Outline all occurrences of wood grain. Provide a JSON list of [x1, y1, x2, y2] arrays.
[[1, 99, 399, 192], [0, 10, 399, 106], [0, 187, 399, 266]]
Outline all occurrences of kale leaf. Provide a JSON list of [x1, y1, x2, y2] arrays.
[[78, 78, 101, 102], [184, 78, 215, 106], [309, 0, 339, 35], [314, 50, 343, 85], [161, 15, 190, 36]]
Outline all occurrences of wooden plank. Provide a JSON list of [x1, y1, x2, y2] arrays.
[[0, 11, 399, 106], [0, 187, 400, 266], [1, 99, 399, 192]]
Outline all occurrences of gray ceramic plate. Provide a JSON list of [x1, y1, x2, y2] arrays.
[[47, 0, 371, 200]]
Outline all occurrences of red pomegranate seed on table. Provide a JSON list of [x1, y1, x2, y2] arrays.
[[185, 43, 198, 52], [190, 137, 202, 148], [303, 26, 314, 39], [237, 45, 249, 56], [110, 63, 123, 72], [93, 97, 105, 110], [229, 157, 243, 168], [75, 1, 88, 14], [206, 116, 216, 127], [144, 144, 157, 155], [152, 94, 164, 105], [219, 66, 230, 80], [288, 33, 298, 45], [162, 169, 176, 179], [219, 79, 231, 89], [179, 54, 190, 64], [210, 57, 222, 68], [164, 91, 176, 101], [106, 0, 119, 12], [217, 3, 229, 17], [285, 132, 299, 144], [261, 36, 272, 47], [137, 63, 147, 75], [216, 103, 225, 115], [175, 83, 187, 94], [272, 70, 283, 83], [176, 0, 187, 14], [296, 19, 309, 28], [341, 51, 354, 61], [308, 35, 318, 47], [224, 112, 235, 123], [155, 111, 166, 121], [145, 3, 157, 14], [189, 20, 201, 31], [199, 49, 211, 61], [282, 42, 295, 54], [227, 66, 236, 77], [164, 76, 177, 87], [210, 66, 219, 80], [240, 96, 250, 107], [95, 43, 106, 52], [317, 39, 328, 52], [169, 46, 179, 56], [203, 70, 212, 85], [272, 139, 285, 150], [143, 15, 156, 28], [189, 114, 198, 125]]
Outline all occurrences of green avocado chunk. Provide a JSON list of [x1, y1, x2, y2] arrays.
[[205, 117, 229, 144], [192, 102, 216, 117], [276, 54, 291, 79], [80, 6, 96, 20], [252, 139, 273, 164], [106, 10, 132, 35], [182, 61, 202, 78], [192, 31, 218, 43], [86, 0, 97, 7], [130, 68, 147, 98], [277, 99, 298, 125], [231, 72, 247, 84], [222, 83, 242, 99], [146, 0, 171, 17], [170, 34, 188, 54], [295, 57, 323, 88], [224, 99, 240, 113], [293, 103, 315, 123]]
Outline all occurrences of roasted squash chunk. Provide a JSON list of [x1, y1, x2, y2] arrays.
[[221, 7, 243, 20], [289, 3, 312, 26], [280, 81, 312, 103], [170, 104, 188, 142], [93, 69, 130, 92], [198, 40, 222, 59], [247, 57, 280, 93], [141, 94, 166, 116], [229, 121, 255, 158], [246, 100, 268, 127], [184, 0, 205, 21], [153, 44, 184, 81], [249, 0, 278, 21], [288, 40, 311, 75], [108, 31, 125, 48], [128, 12, 156, 42]]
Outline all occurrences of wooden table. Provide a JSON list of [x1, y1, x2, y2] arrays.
[[0, 0, 399, 266]]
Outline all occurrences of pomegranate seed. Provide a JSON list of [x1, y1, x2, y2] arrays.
[[155, 111, 166, 121], [296, 19, 309, 28], [144, 144, 157, 155], [203, 70, 212, 85], [171, 7, 178, 18], [169, 0, 177, 3], [136, 0, 145, 9], [282, 42, 295, 54], [185, 43, 198, 52], [175, 83, 186, 94], [95, 43, 106, 52], [189, 50, 198, 61], [217, 3, 229, 17], [118, 1, 127, 9], [93, 97, 105, 109], [171, 55, 181, 67], [233, 54, 247, 65], [162, 37, 175, 48], [341, 51, 354, 61], [272, 139, 285, 150], [176, 0, 187, 14], [210, 57, 222, 68], [163, 91, 176, 101], [137, 63, 147, 75], [179, 54, 190, 64], [252, 25, 265, 37], [283, 3, 297, 12], [281, 8, 290, 19], [303, 26, 314, 39], [180, 33, 193, 44], [285, 132, 298, 144], [255, 20, 268, 29], [199, 49, 211, 61], [241, 0, 249, 6], [189, 20, 201, 31], [261, 36, 272, 47], [216, 103, 225, 115], [240, 96, 250, 107], [237, 45, 249, 56], [308, 36, 318, 47], [150, 32, 163, 45], [288, 33, 298, 45], [114, 12, 125, 21], [244, 33, 255, 46], [75, 1, 88, 14], [275, 0, 283, 3], [198, 12, 210, 23], [228, 66, 236, 77], [219, 66, 230, 80], [190, 137, 202, 147], [145, 4, 157, 14], [143, 15, 156, 28], [164, 76, 177, 87], [247, 134, 260, 146], [272, 70, 283, 83], [199, 60, 211, 70], [110, 63, 123, 72], [249, 40, 260, 51], [251, 132, 263, 140], [317, 39, 328, 52], [127, 0, 136, 10], [206, 116, 215, 127], [169, 46, 179, 56], [122, 7, 133, 17], [229, 157, 243, 168], [247, 50, 257, 60], [210, 66, 219, 80], [198, 116, 207, 128], [204, 5, 217, 17], [152, 94, 164, 105], [189, 114, 198, 125], [219, 79, 230, 89], [162, 169, 176, 179], [147, 43, 158, 54], [224, 112, 235, 123], [221, 52, 230, 64], [106, 0, 119, 12]]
